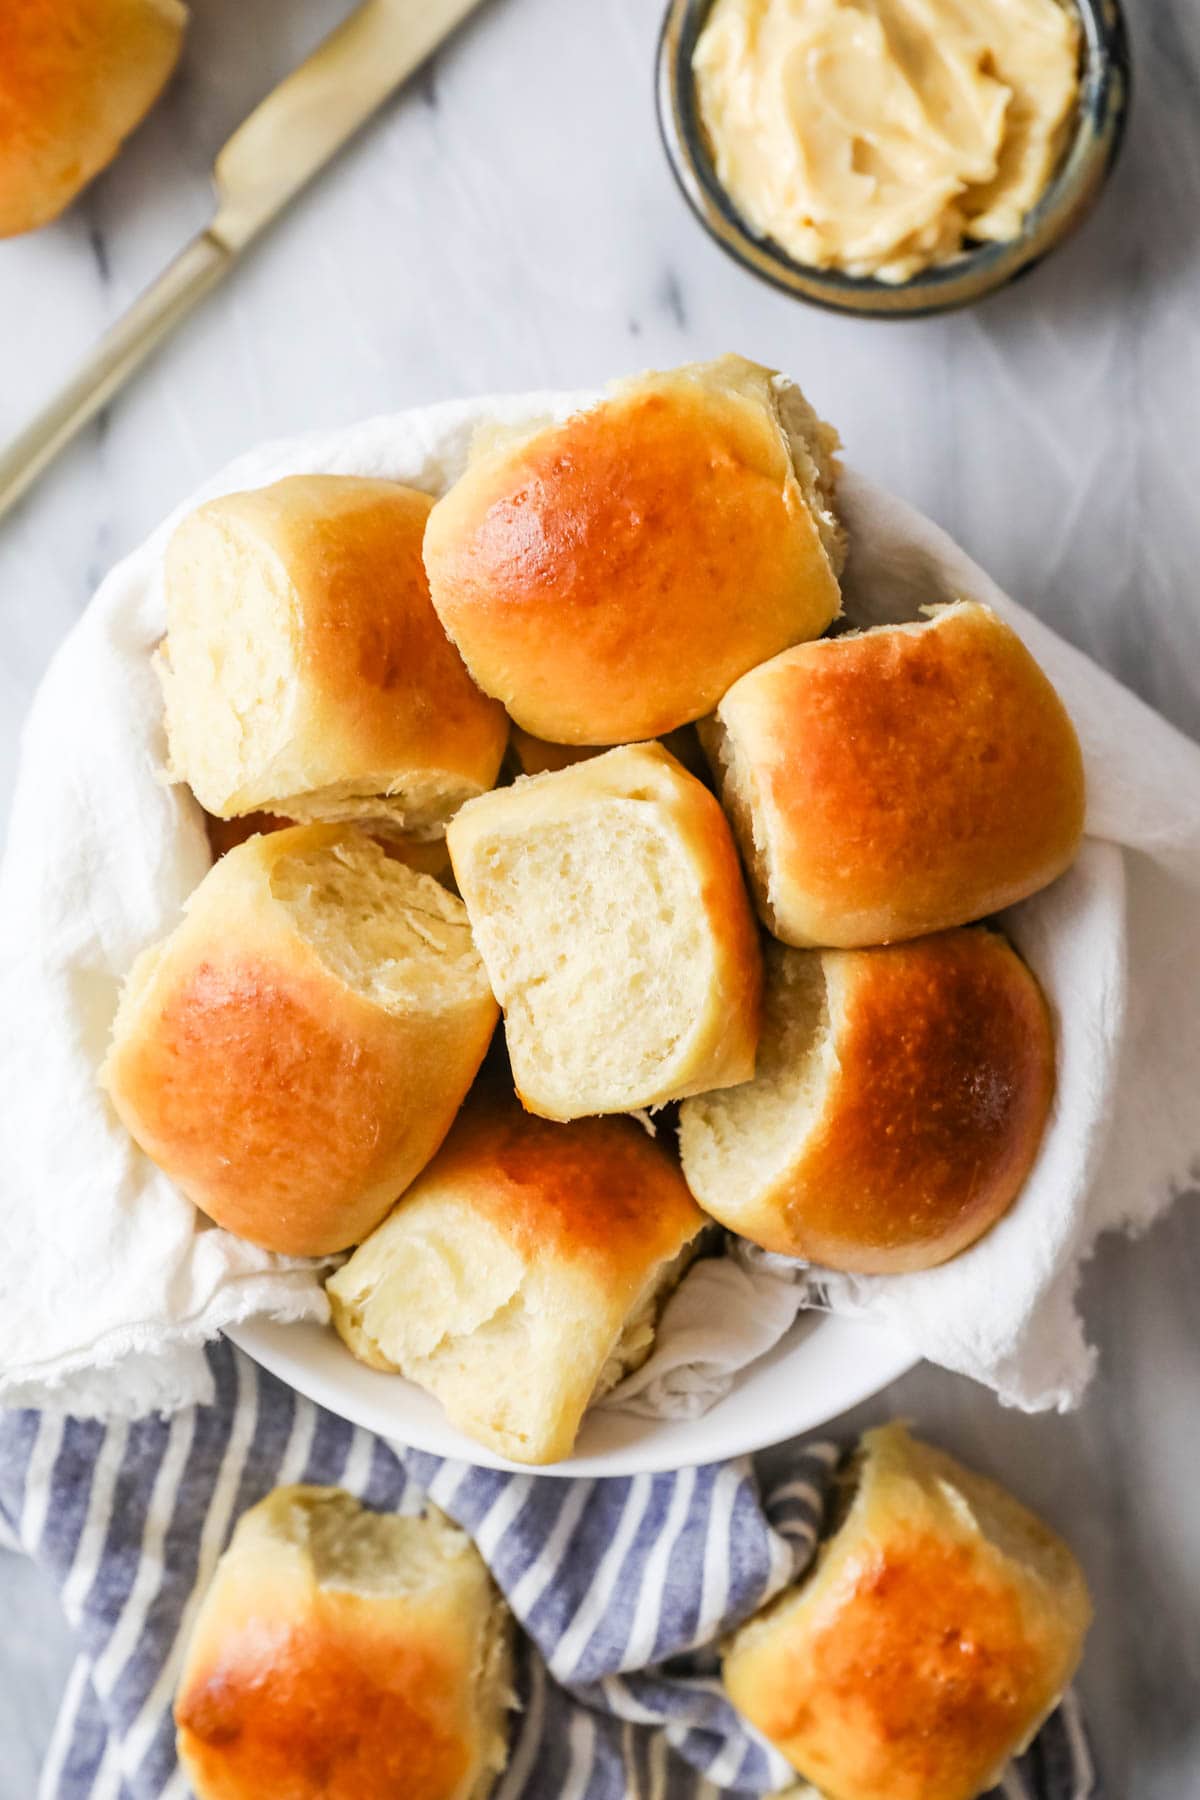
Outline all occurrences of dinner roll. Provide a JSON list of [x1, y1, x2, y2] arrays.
[[328, 1089, 707, 1463], [704, 600, 1085, 948], [447, 741, 761, 1119], [159, 475, 508, 834], [0, 0, 186, 237], [101, 824, 497, 1255], [175, 1485, 512, 1800], [723, 1423, 1092, 1800], [424, 355, 844, 743], [679, 929, 1053, 1273]]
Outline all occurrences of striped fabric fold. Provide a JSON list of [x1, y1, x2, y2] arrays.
[[0, 1340, 1096, 1800]]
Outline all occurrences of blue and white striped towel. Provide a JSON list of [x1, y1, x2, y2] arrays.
[[0, 1341, 1095, 1799]]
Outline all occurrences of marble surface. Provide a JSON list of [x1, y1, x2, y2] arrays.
[[1, 0, 1198, 1794]]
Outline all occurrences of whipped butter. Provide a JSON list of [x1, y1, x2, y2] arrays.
[[693, 0, 1082, 282]]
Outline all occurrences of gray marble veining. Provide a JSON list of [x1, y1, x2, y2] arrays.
[[1, 0, 1198, 1794]]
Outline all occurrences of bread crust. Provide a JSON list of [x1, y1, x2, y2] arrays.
[[328, 1090, 707, 1463], [161, 476, 508, 830], [423, 356, 842, 743], [680, 930, 1055, 1273], [722, 1424, 1092, 1800], [447, 742, 762, 1119], [0, 0, 186, 236], [175, 1486, 512, 1800], [100, 825, 497, 1255], [707, 601, 1086, 947]]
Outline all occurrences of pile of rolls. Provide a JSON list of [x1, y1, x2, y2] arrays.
[[172, 1422, 1093, 1800], [102, 354, 1086, 1467]]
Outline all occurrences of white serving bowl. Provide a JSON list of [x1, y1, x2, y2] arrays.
[[230, 1313, 917, 1476], [8, 384, 1119, 1455]]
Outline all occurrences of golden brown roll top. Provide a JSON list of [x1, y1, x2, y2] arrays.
[[723, 1423, 1092, 1800], [447, 741, 762, 1119], [328, 1089, 708, 1464], [680, 928, 1055, 1273], [159, 475, 508, 835], [424, 355, 844, 744], [100, 824, 497, 1255], [0, 0, 187, 236], [704, 600, 1085, 947], [175, 1486, 513, 1800]]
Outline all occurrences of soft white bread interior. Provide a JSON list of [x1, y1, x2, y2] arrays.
[[159, 475, 508, 834], [424, 355, 844, 744], [722, 1423, 1092, 1800], [101, 824, 497, 1255], [0, 0, 187, 237], [328, 1088, 708, 1464], [175, 1485, 513, 1800], [446, 741, 762, 1119], [679, 929, 1055, 1273], [703, 600, 1086, 947]]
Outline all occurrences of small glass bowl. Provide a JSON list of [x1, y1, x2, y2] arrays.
[[656, 0, 1131, 318]]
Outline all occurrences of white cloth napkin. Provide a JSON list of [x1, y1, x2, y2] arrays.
[[1, 395, 1197, 1420]]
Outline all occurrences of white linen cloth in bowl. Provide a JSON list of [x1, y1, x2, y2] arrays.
[[1, 393, 1196, 1419]]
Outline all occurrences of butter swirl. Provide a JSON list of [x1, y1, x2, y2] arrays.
[[694, 0, 1081, 282]]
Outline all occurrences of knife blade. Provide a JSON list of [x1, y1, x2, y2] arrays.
[[0, 0, 488, 525]]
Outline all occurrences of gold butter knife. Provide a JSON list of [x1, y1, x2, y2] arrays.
[[0, 0, 487, 524]]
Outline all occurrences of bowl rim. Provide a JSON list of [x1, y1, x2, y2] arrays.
[[229, 1312, 920, 1477], [656, 0, 1132, 319]]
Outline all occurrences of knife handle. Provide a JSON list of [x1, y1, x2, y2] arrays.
[[0, 230, 231, 526]]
